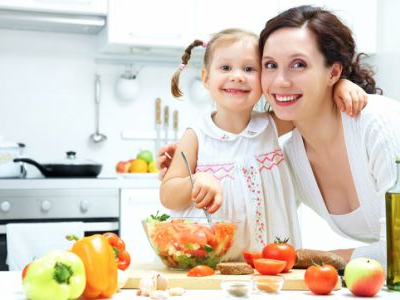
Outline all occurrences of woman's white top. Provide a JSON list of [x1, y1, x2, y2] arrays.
[[284, 94, 400, 268], [331, 207, 373, 240], [172, 111, 301, 261]]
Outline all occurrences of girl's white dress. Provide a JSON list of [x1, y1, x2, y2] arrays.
[[172, 111, 301, 261]]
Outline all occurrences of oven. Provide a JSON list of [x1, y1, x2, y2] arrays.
[[0, 188, 120, 271]]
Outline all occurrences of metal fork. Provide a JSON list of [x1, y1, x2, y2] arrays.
[[180, 151, 213, 226]]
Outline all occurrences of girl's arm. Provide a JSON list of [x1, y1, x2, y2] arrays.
[[159, 129, 199, 210], [159, 129, 222, 213], [334, 79, 368, 116]]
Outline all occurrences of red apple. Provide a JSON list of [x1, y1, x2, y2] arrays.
[[115, 160, 131, 173], [344, 257, 385, 297]]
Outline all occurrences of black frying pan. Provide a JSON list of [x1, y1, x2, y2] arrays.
[[14, 153, 102, 178]]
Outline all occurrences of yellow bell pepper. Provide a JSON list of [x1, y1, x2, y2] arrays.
[[67, 234, 117, 299]]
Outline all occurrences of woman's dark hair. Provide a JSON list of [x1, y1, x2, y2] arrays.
[[259, 5, 382, 94]]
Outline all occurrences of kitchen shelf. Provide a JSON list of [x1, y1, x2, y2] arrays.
[[121, 130, 181, 142], [94, 49, 204, 67]]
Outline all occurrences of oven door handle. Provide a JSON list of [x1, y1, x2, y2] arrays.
[[0, 221, 119, 235]]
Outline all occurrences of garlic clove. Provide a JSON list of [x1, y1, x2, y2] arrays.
[[168, 287, 185, 296], [156, 274, 168, 290]]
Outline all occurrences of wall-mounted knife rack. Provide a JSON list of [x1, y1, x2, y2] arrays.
[[121, 98, 180, 154]]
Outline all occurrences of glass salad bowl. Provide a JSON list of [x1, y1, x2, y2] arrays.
[[142, 216, 237, 270]]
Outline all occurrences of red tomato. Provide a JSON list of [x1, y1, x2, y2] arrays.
[[253, 258, 286, 275], [21, 263, 29, 280], [187, 265, 215, 277], [242, 251, 263, 268], [262, 238, 296, 272], [304, 264, 338, 295], [117, 251, 131, 271], [103, 232, 126, 251]]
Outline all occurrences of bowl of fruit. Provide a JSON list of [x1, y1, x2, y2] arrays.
[[142, 212, 237, 270]]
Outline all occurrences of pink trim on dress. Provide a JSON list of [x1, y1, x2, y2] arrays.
[[195, 163, 235, 181], [242, 165, 266, 246], [256, 149, 284, 172]]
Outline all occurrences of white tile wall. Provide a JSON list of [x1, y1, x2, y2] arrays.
[[0, 28, 212, 177]]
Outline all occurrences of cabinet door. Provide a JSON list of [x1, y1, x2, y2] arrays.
[[194, 0, 279, 39], [0, 0, 107, 15], [108, 0, 194, 48], [120, 188, 165, 264], [277, 0, 377, 54]]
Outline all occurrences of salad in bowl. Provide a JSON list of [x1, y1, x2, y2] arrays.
[[142, 212, 236, 269]]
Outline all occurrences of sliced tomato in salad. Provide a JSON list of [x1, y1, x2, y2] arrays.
[[147, 219, 236, 269]]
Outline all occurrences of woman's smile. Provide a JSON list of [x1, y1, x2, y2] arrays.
[[273, 93, 302, 106]]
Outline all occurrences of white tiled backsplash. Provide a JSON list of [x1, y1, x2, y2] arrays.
[[0, 28, 212, 177]]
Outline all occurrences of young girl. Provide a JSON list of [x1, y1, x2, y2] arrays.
[[160, 28, 366, 261]]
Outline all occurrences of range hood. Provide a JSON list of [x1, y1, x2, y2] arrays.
[[0, 9, 105, 34]]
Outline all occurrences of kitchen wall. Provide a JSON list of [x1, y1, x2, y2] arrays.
[[0, 28, 212, 177], [1, 1, 400, 251], [368, 0, 400, 97]]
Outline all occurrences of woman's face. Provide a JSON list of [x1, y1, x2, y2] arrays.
[[261, 27, 338, 122]]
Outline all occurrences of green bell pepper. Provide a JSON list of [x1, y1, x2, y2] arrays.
[[23, 250, 86, 300]]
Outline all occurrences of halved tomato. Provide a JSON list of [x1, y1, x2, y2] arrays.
[[253, 258, 286, 275], [187, 265, 215, 277], [243, 251, 263, 268]]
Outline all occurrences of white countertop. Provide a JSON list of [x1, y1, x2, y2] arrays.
[[0, 175, 160, 190], [1, 271, 399, 300]]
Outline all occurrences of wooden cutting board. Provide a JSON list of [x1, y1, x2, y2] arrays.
[[123, 263, 342, 291]]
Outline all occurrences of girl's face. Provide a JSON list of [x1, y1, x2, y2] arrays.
[[261, 27, 340, 121], [202, 39, 262, 114]]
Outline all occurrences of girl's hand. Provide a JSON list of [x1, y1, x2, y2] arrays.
[[191, 172, 223, 214], [156, 143, 178, 180], [334, 79, 368, 117]]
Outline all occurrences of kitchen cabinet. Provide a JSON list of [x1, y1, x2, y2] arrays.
[[194, 0, 279, 39], [120, 188, 164, 264], [99, 0, 279, 55], [0, 0, 107, 34], [0, 0, 107, 15], [101, 0, 194, 51], [277, 0, 378, 54]]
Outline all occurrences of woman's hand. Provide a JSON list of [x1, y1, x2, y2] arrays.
[[156, 143, 178, 180], [334, 79, 368, 116], [191, 172, 223, 214]]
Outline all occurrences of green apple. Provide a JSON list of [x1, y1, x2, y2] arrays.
[[136, 150, 153, 163], [344, 257, 385, 297]]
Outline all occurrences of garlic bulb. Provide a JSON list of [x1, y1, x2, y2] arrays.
[[138, 271, 169, 296]]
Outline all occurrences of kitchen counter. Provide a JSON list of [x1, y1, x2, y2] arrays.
[[1, 271, 399, 299], [0, 175, 160, 190]]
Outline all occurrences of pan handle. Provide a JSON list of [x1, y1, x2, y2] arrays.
[[13, 158, 50, 175]]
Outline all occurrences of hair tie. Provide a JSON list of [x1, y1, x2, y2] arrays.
[[179, 63, 186, 71], [202, 41, 208, 48]]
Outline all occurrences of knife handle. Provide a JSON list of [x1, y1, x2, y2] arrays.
[[164, 106, 169, 127], [173, 110, 178, 130], [156, 98, 161, 125]]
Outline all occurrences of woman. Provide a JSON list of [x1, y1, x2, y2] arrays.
[[158, 6, 400, 268], [258, 5, 400, 267]]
